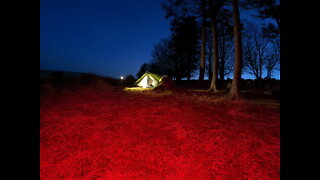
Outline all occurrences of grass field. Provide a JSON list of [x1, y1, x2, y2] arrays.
[[40, 85, 279, 179]]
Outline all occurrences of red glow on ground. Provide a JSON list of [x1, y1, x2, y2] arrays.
[[40, 88, 279, 179]]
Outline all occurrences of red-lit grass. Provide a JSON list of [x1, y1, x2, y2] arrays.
[[40, 87, 279, 179]]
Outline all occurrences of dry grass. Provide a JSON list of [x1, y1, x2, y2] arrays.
[[41, 87, 279, 179]]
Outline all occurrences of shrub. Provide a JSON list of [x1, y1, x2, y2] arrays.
[[123, 75, 136, 87], [159, 76, 175, 89], [40, 81, 55, 97]]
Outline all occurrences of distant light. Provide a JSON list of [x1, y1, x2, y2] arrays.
[[120, 76, 124, 80]]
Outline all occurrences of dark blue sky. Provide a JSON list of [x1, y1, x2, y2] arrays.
[[40, 0, 171, 78], [40, 0, 279, 79]]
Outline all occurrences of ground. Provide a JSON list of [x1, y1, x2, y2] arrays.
[[40, 86, 279, 179]]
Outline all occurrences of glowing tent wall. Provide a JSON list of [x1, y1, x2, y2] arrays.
[[137, 75, 159, 88]]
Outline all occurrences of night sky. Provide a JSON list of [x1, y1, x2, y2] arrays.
[[40, 0, 279, 79]]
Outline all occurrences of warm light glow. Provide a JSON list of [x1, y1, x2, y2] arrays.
[[137, 75, 157, 88], [123, 87, 153, 91], [120, 76, 124, 80]]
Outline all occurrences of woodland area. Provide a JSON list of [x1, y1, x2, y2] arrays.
[[137, 0, 280, 99]]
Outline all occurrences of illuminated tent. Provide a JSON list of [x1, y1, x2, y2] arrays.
[[135, 72, 162, 88]]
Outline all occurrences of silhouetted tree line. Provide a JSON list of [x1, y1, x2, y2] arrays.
[[40, 71, 122, 89], [139, 16, 200, 81], [137, 0, 279, 99]]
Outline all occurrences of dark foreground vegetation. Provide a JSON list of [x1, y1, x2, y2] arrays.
[[41, 74, 279, 179], [41, 71, 280, 100]]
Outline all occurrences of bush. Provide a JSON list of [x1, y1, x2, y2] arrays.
[[40, 81, 55, 96], [123, 75, 136, 87], [159, 75, 175, 89], [77, 74, 117, 91], [51, 71, 65, 87]]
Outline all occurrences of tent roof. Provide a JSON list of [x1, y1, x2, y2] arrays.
[[135, 72, 162, 86]]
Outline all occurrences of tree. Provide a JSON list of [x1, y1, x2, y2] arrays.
[[136, 63, 148, 78], [243, 0, 280, 29], [262, 23, 279, 39], [124, 74, 136, 87], [207, 0, 220, 92], [229, 0, 243, 99], [149, 39, 174, 76], [170, 16, 200, 80], [149, 16, 199, 80], [198, 0, 207, 81], [162, 0, 208, 82], [206, 29, 213, 81], [216, 8, 234, 80], [240, 0, 280, 80], [205, 3, 234, 82], [207, 0, 231, 92], [256, 0, 280, 29], [262, 22, 280, 79], [264, 34, 280, 79], [218, 28, 234, 80], [243, 22, 269, 79]]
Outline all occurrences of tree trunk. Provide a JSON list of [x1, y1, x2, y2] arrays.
[[187, 67, 191, 81], [219, 31, 226, 80], [208, 45, 213, 81], [230, 0, 243, 99], [267, 70, 272, 79], [259, 57, 262, 79], [187, 53, 191, 81], [208, 0, 219, 92], [199, 0, 206, 82], [276, 18, 280, 30]]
